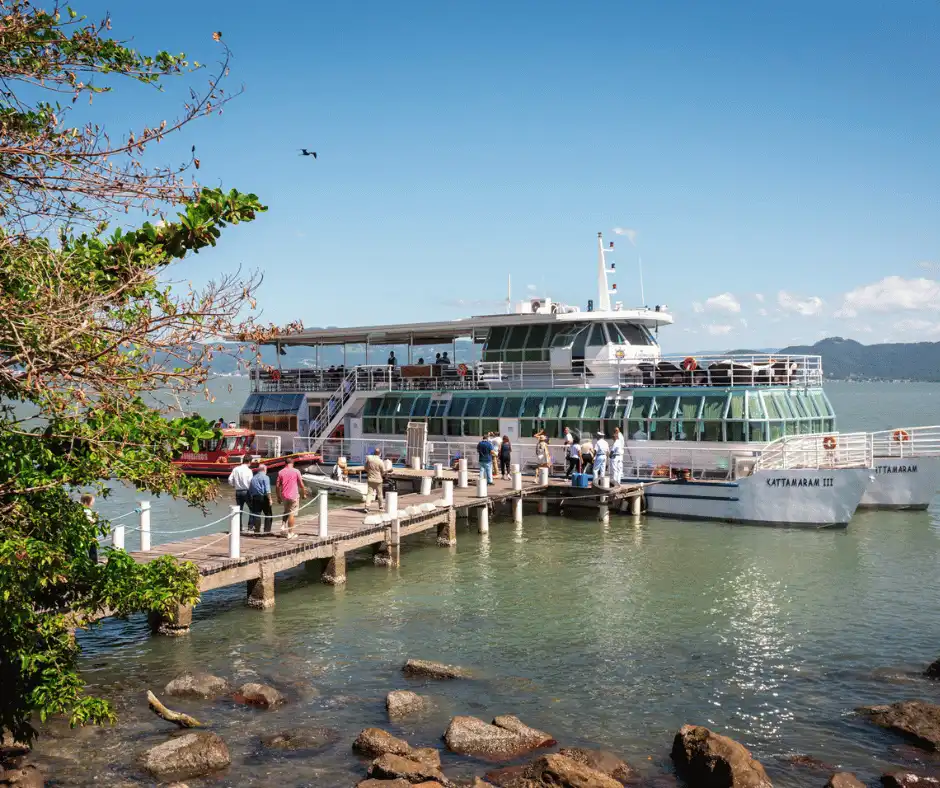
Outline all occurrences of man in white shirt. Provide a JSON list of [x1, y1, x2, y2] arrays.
[[563, 427, 577, 478], [593, 431, 609, 480], [228, 457, 254, 526], [610, 426, 625, 485]]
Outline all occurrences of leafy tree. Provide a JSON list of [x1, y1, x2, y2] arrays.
[[0, 2, 291, 742]]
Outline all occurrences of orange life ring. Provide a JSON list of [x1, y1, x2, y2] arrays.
[[216, 456, 228, 464], [652, 464, 670, 478], [822, 436, 837, 450], [457, 363, 468, 377], [682, 356, 698, 372], [271, 369, 281, 382], [893, 429, 911, 443]]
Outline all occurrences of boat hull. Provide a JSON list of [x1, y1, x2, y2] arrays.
[[302, 473, 368, 502], [637, 468, 870, 527], [174, 453, 319, 478], [858, 456, 940, 510]]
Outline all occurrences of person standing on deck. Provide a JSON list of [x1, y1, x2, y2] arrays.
[[562, 427, 575, 478], [441, 351, 451, 366], [477, 434, 494, 484], [387, 351, 397, 366], [247, 464, 273, 533], [593, 432, 610, 479], [275, 458, 305, 540], [228, 456, 253, 525], [566, 439, 582, 479], [610, 427, 625, 486], [365, 448, 387, 512], [580, 437, 595, 476], [81, 493, 98, 563], [499, 435, 512, 480]]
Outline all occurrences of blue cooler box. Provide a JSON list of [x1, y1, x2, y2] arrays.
[[571, 472, 590, 488]]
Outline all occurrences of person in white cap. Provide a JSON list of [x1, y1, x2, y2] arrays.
[[610, 426, 625, 486], [593, 431, 609, 479]]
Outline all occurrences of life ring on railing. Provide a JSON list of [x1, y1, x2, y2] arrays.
[[822, 436, 837, 450], [893, 429, 911, 443], [216, 456, 229, 464], [615, 349, 625, 360], [682, 356, 698, 372], [271, 369, 281, 382], [652, 464, 670, 478], [457, 363, 469, 377]]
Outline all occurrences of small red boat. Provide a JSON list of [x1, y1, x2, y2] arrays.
[[173, 427, 320, 478]]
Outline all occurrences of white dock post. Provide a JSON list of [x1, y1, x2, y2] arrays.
[[457, 458, 468, 488], [390, 516, 401, 567], [538, 496, 548, 515], [229, 505, 241, 558], [411, 455, 422, 470], [477, 504, 489, 534], [112, 524, 125, 550], [511, 463, 520, 475], [512, 471, 522, 492], [631, 488, 642, 516], [537, 467, 549, 486], [476, 474, 487, 498], [420, 476, 433, 496], [434, 462, 443, 479], [138, 500, 151, 552], [318, 492, 329, 538], [386, 491, 399, 517], [512, 496, 523, 524], [598, 476, 611, 524], [443, 480, 454, 506]]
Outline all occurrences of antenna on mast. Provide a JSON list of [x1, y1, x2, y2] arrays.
[[597, 232, 617, 311], [638, 255, 646, 306], [506, 274, 512, 314]]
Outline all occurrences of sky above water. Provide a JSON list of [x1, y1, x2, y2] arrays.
[[74, 0, 940, 350]]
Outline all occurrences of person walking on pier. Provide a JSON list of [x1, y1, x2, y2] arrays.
[[499, 435, 512, 480], [248, 465, 273, 534], [477, 434, 494, 484], [580, 437, 595, 476], [228, 456, 253, 525], [610, 427, 625, 486], [276, 458, 305, 540], [593, 431, 609, 479], [365, 448, 387, 512], [566, 439, 582, 478]]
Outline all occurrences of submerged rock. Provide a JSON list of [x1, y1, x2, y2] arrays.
[[0, 762, 43, 788], [403, 659, 471, 680], [367, 752, 446, 784], [486, 754, 621, 788], [858, 701, 940, 751], [357, 780, 414, 788], [778, 754, 833, 772], [557, 747, 638, 783], [925, 658, 940, 680], [387, 690, 427, 718], [353, 728, 441, 766], [881, 773, 940, 788], [233, 682, 285, 709], [444, 715, 553, 760], [671, 724, 772, 788], [826, 774, 866, 788], [259, 726, 340, 751], [163, 672, 230, 699], [137, 732, 230, 781]]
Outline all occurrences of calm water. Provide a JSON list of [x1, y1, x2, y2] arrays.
[[35, 381, 940, 786]]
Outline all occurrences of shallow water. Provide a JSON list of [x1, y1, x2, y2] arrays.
[[29, 381, 940, 785]]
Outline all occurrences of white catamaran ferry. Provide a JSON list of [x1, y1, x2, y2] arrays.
[[239, 234, 939, 525]]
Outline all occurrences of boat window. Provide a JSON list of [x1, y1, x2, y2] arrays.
[[545, 324, 566, 347], [649, 395, 677, 440], [700, 394, 725, 441], [602, 397, 629, 437], [746, 391, 766, 419], [526, 324, 549, 348], [500, 396, 524, 418], [551, 322, 584, 348], [463, 397, 484, 417], [483, 398, 503, 417], [627, 394, 653, 437], [542, 396, 564, 421], [749, 421, 767, 442], [675, 396, 702, 441], [587, 323, 608, 346], [563, 396, 585, 421], [762, 391, 782, 420], [364, 398, 382, 416], [428, 399, 449, 416], [410, 395, 431, 418], [378, 396, 399, 416], [502, 325, 529, 362], [572, 325, 589, 358], [607, 322, 626, 343], [581, 394, 606, 437], [617, 322, 653, 346], [486, 327, 508, 351], [726, 392, 746, 442], [521, 395, 543, 437]]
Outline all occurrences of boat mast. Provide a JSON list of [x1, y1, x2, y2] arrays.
[[597, 232, 617, 311]]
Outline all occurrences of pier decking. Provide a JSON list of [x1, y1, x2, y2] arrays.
[[123, 472, 644, 635]]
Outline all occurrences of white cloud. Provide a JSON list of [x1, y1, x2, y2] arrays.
[[612, 227, 637, 245], [526, 283, 538, 292], [704, 292, 741, 313], [918, 261, 939, 271], [892, 318, 940, 338], [754, 293, 765, 303], [739, 318, 748, 328], [836, 276, 940, 318], [692, 301, 705, 314], [706, 324, 733, 336], [777, 290, 824, 316], [758, 308, 769, 317]]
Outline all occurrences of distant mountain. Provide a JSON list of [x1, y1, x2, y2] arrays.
[[779, 337, 940, 382]]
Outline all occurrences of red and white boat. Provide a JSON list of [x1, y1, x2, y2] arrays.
[[172, 427, 320, 478]]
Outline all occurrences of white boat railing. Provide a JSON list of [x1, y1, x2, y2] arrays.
[[251, 433, 282, 459], [623, 443, 747, 481], [292, 437, 409, 466], [869, 426, 940, 458], [252, 353, 823, 394], [754, 432, 872, 471]]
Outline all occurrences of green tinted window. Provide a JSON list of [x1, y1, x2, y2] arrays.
[[463, 397, 485, 417], [522, 396, 543, 417], [505, 326, 530, 348], [527, 324, 549, 348], [410, 396, 431, 417], [487, 327, 508, 350], [364, 398, 382, 416], [763, 392, 782, 419], [564, 397, 585, 420], [483, 398, 503, 417], [542, 397, 564, 420], [702, 394, 726, 441], [500, 396, 524, 417], [583, 396, 605, 419], [746, 391, 765, 419], [378, 396, 400, 416], [677, 396, 701, 441]]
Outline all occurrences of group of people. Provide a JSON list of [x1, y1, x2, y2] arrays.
[[562, 426, 625, 484], [228, 457, 306, 539], [386, 351, 453, 367], [476, 433, 513, 482]]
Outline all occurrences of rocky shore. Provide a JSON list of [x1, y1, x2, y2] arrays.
[[5, 656, 940, 787]]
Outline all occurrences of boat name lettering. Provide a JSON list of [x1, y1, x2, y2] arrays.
[[765, 477, 834, 488], [181, 453, 208, 461], [875, 464, 917, 474]]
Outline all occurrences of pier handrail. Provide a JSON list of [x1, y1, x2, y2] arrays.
[[869, 425, 940, 458]]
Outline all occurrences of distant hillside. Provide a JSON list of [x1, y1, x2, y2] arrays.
[[779, 337, 940, 382]]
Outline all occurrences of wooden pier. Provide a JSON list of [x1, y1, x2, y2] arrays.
[[124, 470, 644, 636]]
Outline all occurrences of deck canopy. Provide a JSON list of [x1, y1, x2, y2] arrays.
[[265, 308, 674, 347]]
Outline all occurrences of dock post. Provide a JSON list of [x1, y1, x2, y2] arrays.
[[443, 480, 454, 506], [512, 496, 523, 525], [434, 462, 443, 479], [598, 476, 611, 524], [537, 467, 549, 486], [457, 458, 468, 488], [411, 455, 421, 470], [386, 491, 398, 517], [148, 603, 192, 637], [437, 508, 457, 546], [322, 544, 347, 585], [420, 476, 433, 496], [538, 496, 548, 515], [112, 524, 125, 550], [476, 474, 487, 498], [477, 503, 489, 535], [631, 489, 642, 516], [138, 501, 151, 552], [318, 492, 329, 538], [229, 505, 241, 559], [247, 563, 275, 610], [511, 463, 521, 475], [390, 517, 401, 567], [511, 470, 523, 524]]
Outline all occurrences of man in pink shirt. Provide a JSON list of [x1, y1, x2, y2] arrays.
[[275, 459, 306, 540]]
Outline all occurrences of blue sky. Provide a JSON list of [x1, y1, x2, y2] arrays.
[[78, 0, 940, 350]]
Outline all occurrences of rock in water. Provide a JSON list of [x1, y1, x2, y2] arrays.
[[367, 753, 446, 784], [528, 754, 622, 788], [0, 762, 43, 788], [163, 672, 230, 699], [387, 690, 427, 718], [671, 724, 772, 788], [259, 726, 340, 751], [356, 781, 414, 788], [444, 715, 554, 760], [557, 747, 638, 782], [403, 659, 471, 680], [858, 701, 940, 751], [882, 773, 940, 788], [827, 774, 866, 788], [352, 728, 440, 766], [925, 658, 940, 680], [233, 682, 285, 709], [138, 732, 230, 780]]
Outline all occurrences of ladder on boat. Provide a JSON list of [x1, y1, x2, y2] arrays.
[[306, 368, 362, 453]]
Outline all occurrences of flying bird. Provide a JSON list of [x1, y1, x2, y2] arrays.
[[299, 149, 317, 159]]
